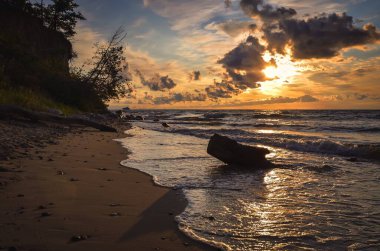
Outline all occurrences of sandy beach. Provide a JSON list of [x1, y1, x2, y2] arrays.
[[0, 125, 215, 251]]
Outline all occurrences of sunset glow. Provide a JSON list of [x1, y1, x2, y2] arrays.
[[70, 0, 380, 109]]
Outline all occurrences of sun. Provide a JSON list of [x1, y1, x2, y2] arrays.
[[259, 50, 302, 95], [263, 66, 279, 79]]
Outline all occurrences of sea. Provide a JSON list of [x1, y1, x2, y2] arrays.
[[117, 110, 380, 251]]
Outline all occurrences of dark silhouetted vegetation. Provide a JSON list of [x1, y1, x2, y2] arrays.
[[0, 0, 132, 113], [2, 0, 85, 38]]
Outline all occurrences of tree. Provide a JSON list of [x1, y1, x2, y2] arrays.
[[77, 28, 133, 103], [47, 0, 85, 38]]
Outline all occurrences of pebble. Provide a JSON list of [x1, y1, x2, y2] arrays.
[[70, 235, 90, 242], [70, 178, 79, 182], [57, 170, 65, 175], [40, 212, 52, 217], [109, 212, 121, 217], [109, 203, 121, 207]]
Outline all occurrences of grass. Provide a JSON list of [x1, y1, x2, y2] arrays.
[[0, 87, 78, 115]]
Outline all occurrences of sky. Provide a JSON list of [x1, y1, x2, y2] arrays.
[[72, 0, 380, 109]]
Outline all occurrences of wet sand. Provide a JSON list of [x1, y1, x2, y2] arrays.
[[0, 128, 215, 251]]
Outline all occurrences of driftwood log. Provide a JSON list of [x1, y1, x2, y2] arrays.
[[0, 105, 117, 132], [207, 134, 273, 168]]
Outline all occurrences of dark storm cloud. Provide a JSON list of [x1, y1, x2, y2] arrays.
[[262, 24, 288, 54], [136, 70, 176, 91], [205, 80, 242, 99], [238, 1, 380, 59], [189, 70, 201, 81], [247, 95, 318, 105], [215, 20, 257, 37], [215, 95, 319, 107], [217, 36, 267, 89], [280, 13, 380, 59], [240, 0, 296, 22], [153, 92, 207, 104]]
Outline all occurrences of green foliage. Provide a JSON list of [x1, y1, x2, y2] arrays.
[[46, 0, 85, 38], [1, 0, 85, 38], [78, 28, 133, 103], [0, 87, 78, 115], [0, 1, 132, 113]]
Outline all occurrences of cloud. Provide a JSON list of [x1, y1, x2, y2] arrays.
[[189, 70, 201, 81], [135, 70, 177, 91], [239, 1, 380, 59], [249, 95, 319, 105], [205, 80, 242, 99], [230, 95, 319, 106], [205, 20, 257, 37], [218, 36, 268, 89], [152, 92, 207, 104], [280, 13, 380, 59], [240, 0, 297, 22]]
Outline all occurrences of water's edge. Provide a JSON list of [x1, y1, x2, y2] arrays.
[[114, 130, 224, 251]]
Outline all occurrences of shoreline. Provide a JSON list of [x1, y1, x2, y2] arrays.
[[0, 125, 217, 250]]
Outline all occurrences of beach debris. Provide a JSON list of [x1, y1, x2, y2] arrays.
[[70, 178, 79, 182], [109, 203, 122, 207], [347, 157, 358, 162], [0, 167, 10, 172], [109, 212, 121, 217], [205, 216, 215, 221], [70, 234, 90, 242], [97, 168, 108, 171], [207, 134, 273, 168], [40, 212, 52, 217], [161, 122, 170, 128], [57, 170, 65, 175]]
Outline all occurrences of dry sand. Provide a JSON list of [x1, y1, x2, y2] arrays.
[[0, 128, 216, 251]]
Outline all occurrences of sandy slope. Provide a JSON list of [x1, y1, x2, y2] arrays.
[[0, 128, 215, 251]]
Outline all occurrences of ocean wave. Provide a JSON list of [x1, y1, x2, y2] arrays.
[[161, 127, 380, 161]]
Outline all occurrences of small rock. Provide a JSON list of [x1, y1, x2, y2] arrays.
[[98, 168, 107, 171], [161, 237, 166, 240], [37, 205, 47, 210], [183, 242, 189, 246], [41, 212, 52, 217], [57, 170, 65, 175], [347, 157, 358, 162], [38, 156, 43, 160], [17, 194, 24, 197], [206, 216, 215, 221], [109, 203, 121, 207], [109, 212, 121, 217], [70, 235, 90, 242], [8, 247, 17, 251], [70, 178, 79, 182], [48, 158, 53, 162], [161, 122, 170, 128]]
